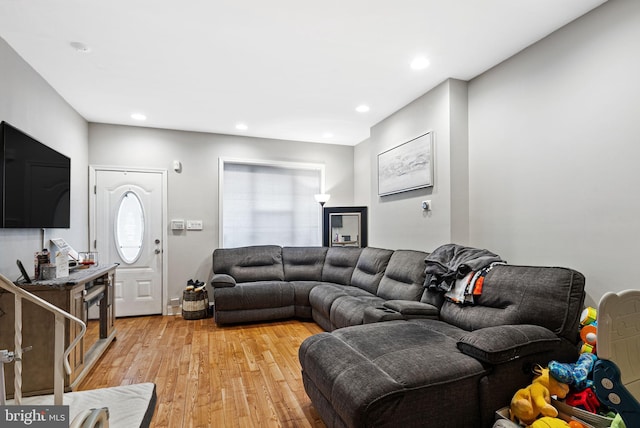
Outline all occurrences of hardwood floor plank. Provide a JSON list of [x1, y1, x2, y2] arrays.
[[79, 316, 325, 427]]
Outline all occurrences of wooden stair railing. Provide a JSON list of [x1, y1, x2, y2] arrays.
[[0, 273, 86, 405]]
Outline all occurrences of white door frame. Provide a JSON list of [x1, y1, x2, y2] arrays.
[[89, 165, 169, 315]]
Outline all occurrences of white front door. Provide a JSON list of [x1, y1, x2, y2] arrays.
[[90, 167, 167, 317]]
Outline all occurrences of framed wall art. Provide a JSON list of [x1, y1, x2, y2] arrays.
[[378, 132, 433, 196]]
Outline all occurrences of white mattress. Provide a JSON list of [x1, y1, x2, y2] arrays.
[[8, 382, 156, 428]]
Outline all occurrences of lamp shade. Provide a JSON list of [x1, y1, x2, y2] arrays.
[[314, 193, 331, 206]]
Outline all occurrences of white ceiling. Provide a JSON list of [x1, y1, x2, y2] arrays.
[[0, 0, 607, 146]]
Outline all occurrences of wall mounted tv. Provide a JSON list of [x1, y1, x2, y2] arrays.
[[1, 121, 71, 228]]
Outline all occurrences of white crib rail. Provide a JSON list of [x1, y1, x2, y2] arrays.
[[0, 273, 86, 405]]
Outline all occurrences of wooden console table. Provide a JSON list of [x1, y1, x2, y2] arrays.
[[0, 264, 117, 396]]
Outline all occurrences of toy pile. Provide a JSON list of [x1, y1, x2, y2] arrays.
[[508, 307, 627, 428]]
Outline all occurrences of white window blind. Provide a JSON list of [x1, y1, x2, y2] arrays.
[[221, 161, 323, 248]]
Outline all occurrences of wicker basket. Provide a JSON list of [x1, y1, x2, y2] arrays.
[[182, 289, 209, 320]]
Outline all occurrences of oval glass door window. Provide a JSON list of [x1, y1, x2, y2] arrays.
[[115, 190, 145, 264]]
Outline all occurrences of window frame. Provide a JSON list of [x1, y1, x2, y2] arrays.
[[218, 157, 326, 248]]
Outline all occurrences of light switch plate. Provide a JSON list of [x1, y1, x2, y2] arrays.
[[170, 219, 185, 230], [187, 220, 203, 230]]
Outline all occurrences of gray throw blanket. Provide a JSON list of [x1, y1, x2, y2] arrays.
[[424, 243, 505, 292]]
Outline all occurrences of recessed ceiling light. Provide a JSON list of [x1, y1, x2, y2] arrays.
[[410, 56, 430, 70], [355, 105, 370, 113], [131, 113, 147, 121], [70, 41, 92, 53], [235, 123, 248, 131], [322, 132, 334, 139]]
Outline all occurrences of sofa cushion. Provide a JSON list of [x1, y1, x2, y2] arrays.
[[213, 245, 284, 283], [321, 247, 362, 285], [456, 324, 561, 364], [290, 280, 321, 319], [439, 265, 585, 341], [350, 247, 393, 294], [376, 249, 429, 301], [283, 246, 328, 281], [213, 280, 293, 311], [309, 283, 373, 324], [362, 306, 407, 323], [383, 300, 439, 318], [330, 294, 386, 328], [210, 273, 236, 288], [215, 306, 295, 325], [299, 320, 488, 427]]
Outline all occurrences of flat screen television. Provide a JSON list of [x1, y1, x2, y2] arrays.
[[1, 121, 71, 228]]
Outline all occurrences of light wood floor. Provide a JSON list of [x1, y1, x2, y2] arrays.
[[78, 315, 327, 428]]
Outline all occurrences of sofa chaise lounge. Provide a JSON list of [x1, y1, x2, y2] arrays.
[[210, 244, 585, 428]]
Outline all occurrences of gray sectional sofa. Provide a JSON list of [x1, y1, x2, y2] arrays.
[[210, 244, 586, 428]]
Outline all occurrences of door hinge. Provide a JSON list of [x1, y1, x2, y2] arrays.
[[94, 240, 97, 249], [94, 185, 97, 194]]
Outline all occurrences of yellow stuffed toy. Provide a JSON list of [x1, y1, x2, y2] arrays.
[[529, 417, 570, 428], [510, 366, 570, 425]]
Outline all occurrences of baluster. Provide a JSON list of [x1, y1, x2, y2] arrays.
[[54, 314, 65, 405], [13, 294, 22, 405]]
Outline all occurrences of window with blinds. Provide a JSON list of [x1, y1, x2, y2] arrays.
[[220, 160, 324, 248]]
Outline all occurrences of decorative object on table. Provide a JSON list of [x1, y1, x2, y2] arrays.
[[78, 251, 99, 267], [53, 249, 69, 278], [378, 131, 433, 196], [34, 249, 50, 280], [50, 237, 80, 262], [182, 279, 209, 320]]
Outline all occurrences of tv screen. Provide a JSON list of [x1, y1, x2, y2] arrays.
[[1, 121, 71, 228]]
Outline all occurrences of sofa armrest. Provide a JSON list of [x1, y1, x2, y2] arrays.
[[383, 300, 439, 319], [456, 324, 561, 364], [211, 274, 236, 288]]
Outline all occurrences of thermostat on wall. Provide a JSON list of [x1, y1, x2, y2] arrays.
[[170, 219, 185, 230]]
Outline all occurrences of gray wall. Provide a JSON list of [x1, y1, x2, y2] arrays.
[[353, 138, 371, 207], [355, 0, 633, 306], [468, 0, 637, 305], [0, 38, 88, 281], [361, 79, 469, 251], [89, 123, 354, 303]]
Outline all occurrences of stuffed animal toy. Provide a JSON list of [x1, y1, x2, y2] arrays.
[[511, 367, 570, 425], [548, 353, 597, 390], [529, 417, 570, 428]]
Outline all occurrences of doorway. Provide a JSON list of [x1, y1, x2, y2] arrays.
[[89, 166, 167, 316]]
